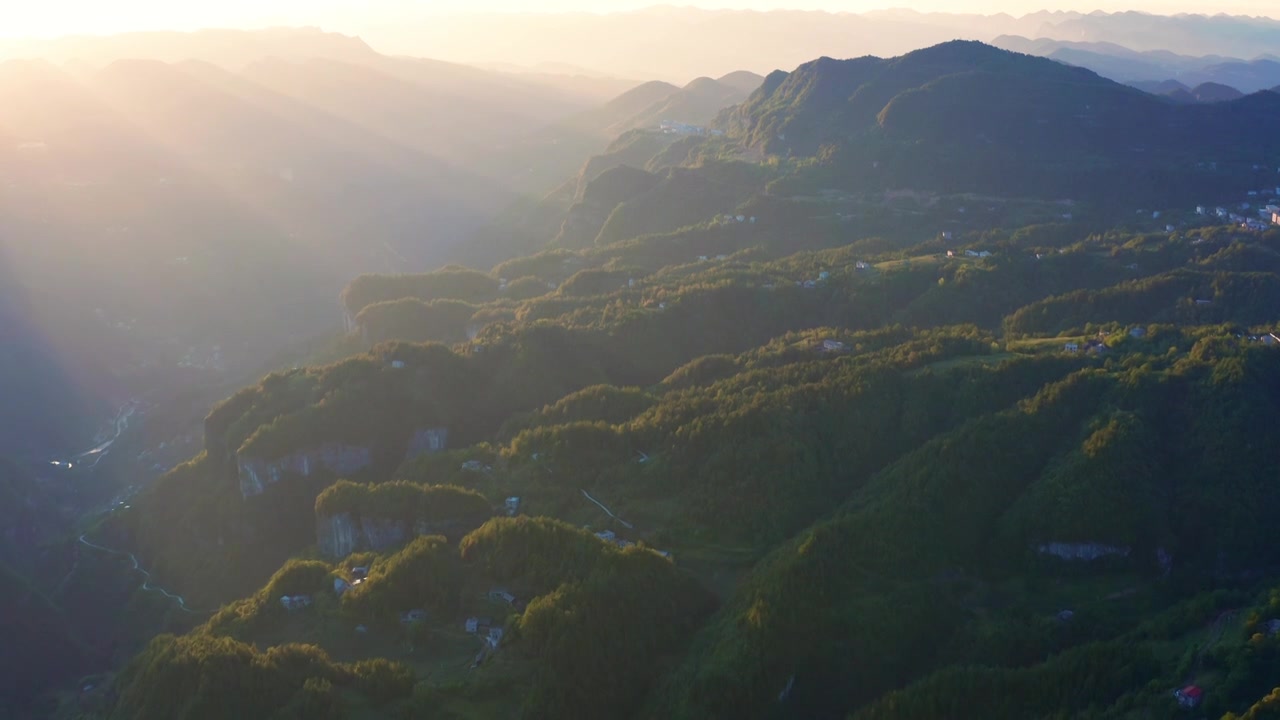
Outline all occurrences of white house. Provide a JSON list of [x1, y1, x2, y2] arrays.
[[465, 617, 479, 633], [504, 496, 520, 516], [823, 339, 847, 353], [965, 249, 979, 258], [736, 215, 746, 223], [595, 530, 616, 542], [855, 261, 870, 269], [390, 360, 406, 369], [1064, 342, 1080, 352], [488, 627, 505, 648], [1196, 206, 1207, 215]]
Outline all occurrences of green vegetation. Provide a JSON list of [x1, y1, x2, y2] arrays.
[[314, 481, 490, 524], [73, 40, 1280, 720], [109, 634, 413, 720]]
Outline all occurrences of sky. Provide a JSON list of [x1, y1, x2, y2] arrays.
[[4, 1, 1278, 39]]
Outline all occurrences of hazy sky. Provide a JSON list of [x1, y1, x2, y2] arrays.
[[5, 1, 1278, 38]]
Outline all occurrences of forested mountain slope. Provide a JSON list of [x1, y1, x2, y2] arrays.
[[33, 40, 1280, 720]]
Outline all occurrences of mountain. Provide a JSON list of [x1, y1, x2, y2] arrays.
[[625, 76, 759, 132], [993, 37, 1280, 93], [94, 205, 1280, 718], [0, 27, 379, 69], [18, 33, 1280, 720], [1164, 82, 1246, 104], [1179, 59, 1280, 94], [716, 70, 767, 93], [365, 7, 1280, 82], [720, 41, 1280, 204], [566, 80, 683, 136]]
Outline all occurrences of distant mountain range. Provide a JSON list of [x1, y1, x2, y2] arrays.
[[361, 8, 1280, 82], [993, 35, 1280, 93]]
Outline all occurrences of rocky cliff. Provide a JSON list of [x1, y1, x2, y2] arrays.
[[237, 444, 373, 498], [404, 427, 448, 462], [316, 511, 484, 558], [1037, 542, 1131, 561], [236, 427, 448, 499]]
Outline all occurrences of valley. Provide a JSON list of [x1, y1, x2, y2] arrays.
[[4, 13, 1280, 720]]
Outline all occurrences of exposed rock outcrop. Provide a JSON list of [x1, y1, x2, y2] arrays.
[[238, 444, 372, 498], [316, 512, 484, 558], [1037, 542, 1131, 561], [404, 427, 448, 463]]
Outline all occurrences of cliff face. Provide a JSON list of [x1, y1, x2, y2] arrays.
[[316, 511, 483, 558], [1037, 542, 1131, 561], [236, 426, 448, 498], [237, 444, 373, 498], [404, 427, 448, 462]]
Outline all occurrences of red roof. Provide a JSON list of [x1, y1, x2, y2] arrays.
[[1181, 686, 1204, 699]]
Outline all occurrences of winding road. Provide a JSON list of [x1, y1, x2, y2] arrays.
[[62, 401, 137, 469], [77, 533, 206, 614]]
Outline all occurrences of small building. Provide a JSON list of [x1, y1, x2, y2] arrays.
[[461, 460, 485, 472], [1129, 327, 1147, 339], [488, 627, 505, 648], [818, 271, 830, 280], [390, 360, 406, 369], [736, 215, 746, 223], [355, 624, 368, 635], [946, 250, 955, 258], [941, 231, 953, 241], [1196, 206, 1206, 215], [822, 339, 847, 353], [595, 530, 617, 542], [698, 255, 709, 261], [505, 496, 520, 516], [1195, 299, 1212, 306], [1064, 342, 1080, 352], [351, 566, 369, 580], [334, 577, 350, 596], [465, 617, 479, 634], [855, 261, 870, 269], [401, 609, 427, 624], [1174, 685, 1203, 708]]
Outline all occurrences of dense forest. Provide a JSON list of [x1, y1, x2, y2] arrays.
[[18, 38, 1280, 720]]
